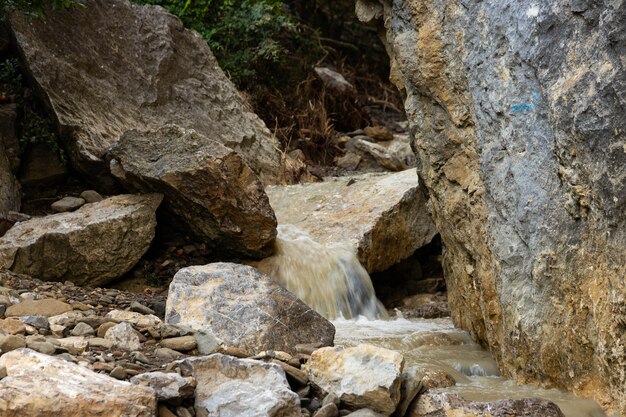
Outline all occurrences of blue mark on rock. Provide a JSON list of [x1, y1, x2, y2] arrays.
[[511, 103, 535, 112], [511, 90, 541, 113]]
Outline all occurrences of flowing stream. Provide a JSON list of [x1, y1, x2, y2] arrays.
[[260, 225, 608, 417]]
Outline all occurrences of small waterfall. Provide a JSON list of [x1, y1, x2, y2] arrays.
[[256, 225, 387, 320]]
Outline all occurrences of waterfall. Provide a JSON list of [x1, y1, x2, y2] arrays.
[[256, 225, 387, 320]]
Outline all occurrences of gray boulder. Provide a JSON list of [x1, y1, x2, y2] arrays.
[[165, 263, 335, 356], [360, 0, 626, 412], [179, 353, 300, 417], [0, 194, 162, 286], [8, 0, 282, 186], [109, 125, 277, 258]]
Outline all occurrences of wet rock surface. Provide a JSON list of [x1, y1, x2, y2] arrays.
[[109, 125, 277, 258], [405, 392, 566, 417], [165, 263, 335, 356], [359, 0, 626, 412], [8, 0, 283, 185], [0, 194, 162, 286], [264, 169, 436, 273], [306, 344, 404, 415]]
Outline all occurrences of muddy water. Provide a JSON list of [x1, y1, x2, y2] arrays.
[[259, 224, 608, 416], [256, 225, 387, 319], [333, 317, 608, 417]]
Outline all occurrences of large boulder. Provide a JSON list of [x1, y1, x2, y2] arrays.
[[264, 169, 436, 273], [359, 0, 626, 413], [305, 344, 404, 415], [8, 0, 282, 186], [109, 125, 276, 258], [165, 263, 335, 356], [179, 353, 300, 417], [405, 392, 564, 417], [0, 348, 156, 416], [0, 194, 162, 286]]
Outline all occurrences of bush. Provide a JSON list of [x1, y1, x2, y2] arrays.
[[0, 0, 78, 18]]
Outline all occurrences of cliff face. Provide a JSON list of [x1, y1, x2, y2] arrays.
[[357, 0, 626, 413]]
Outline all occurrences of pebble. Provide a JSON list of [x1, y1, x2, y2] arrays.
[[130, 301, 155, 315], [105, 322, 141, 351], [97, 321, 117, 338], [51, 196, 86, 212], [71, 322, 95, 336], [80, 190, 104, 203], [175, 406, 194, 417], [110, 365, 128, 380], [313, 403, 339, 417], [160, 336, 197, 352], [159, 405, 178, 417], [0, 334, 26, 352], [155, 347, 184, 361], [0, 318, 26, 335], [27, 340, 56, 355], [6, 299, 72, 317], [19, 315, 49, 330]]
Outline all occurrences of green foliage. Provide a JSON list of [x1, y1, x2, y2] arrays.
[[136, 0, 321, 88], [0, 0, 79, 18], [0, 58, 23, 94]]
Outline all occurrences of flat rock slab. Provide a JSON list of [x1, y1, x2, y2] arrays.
[[0, 194, 162, 286], [306, 344, 404, 416], [0, 348, 156, 417], [265, 169, 436, 273], [8, 0, 282, 184], [406, 392, 565, 417], [179, 353, 300, 417], [5, 299, 71, 317], [165, 263, 335, 356], [110, 125, 276, 258]]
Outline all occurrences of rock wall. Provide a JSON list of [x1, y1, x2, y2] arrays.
[[357, 0, 626, 413]]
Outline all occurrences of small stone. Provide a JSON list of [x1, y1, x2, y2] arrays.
[[50, 324, 66, 337], [130, 371, 195, 401], [6, 299, 72, 317], [26, 340, 56, 355], [88, 337, 114, 349], [80, 190, 104, 203], [160, 324, 181, 339], [160, 336, 197, 352], [130, 301, 155, 315], [106, 309, 162, 328], [131, 351, 152, 364], [314, 403, 339, 417], [322, 393, 340, 407], [97, 321, 117, 338], [271, 359, 308, 386], [363, 126, 394, 142], [48, 310, 85, 328], [0, 334, 26, 352], [71, 322, 95, 336], [344, 410, 384, 417], [52, 336, 89, 354], [110, 365, 128, 380], [193, 331, 220, 354], [51, 196, 86, 212], [0, 318, 25, 335], [155, 347, 184, 361], [0, 365, 6, 379], [19, 315, 49, 330], [175, 406, 193, 417], [159, 404, 178, 417], [105, 322, 141, 351]]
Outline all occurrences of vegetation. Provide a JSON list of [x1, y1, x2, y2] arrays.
[[135, 0, 402, 163], [0, 0, 78, 18]]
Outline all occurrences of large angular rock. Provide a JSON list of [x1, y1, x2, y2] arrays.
[[360, 0, 626, 413], [0, 194, 162, 286], [264, 169, 436, 273], [165, 263, 335, 356], [179, 354, 300, 417], [109, 125, 276, 258], [8, 0, 282, 185], [0, 348, 156, 416], [306, 344, 404, 415], [405, 392, 564, 417]]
